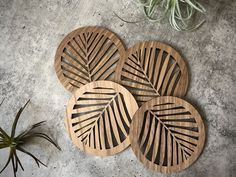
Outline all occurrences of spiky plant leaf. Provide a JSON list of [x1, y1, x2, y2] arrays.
[[11, 100, 30, 138], [0, 99, 60, 177]]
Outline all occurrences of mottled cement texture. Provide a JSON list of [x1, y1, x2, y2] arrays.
[[0, 0, 236, 177]]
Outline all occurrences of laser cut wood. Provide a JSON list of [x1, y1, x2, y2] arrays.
[[114, 41, 189, 106], [129, 96, 205, 173], [65, 81, 138, 156], [55, 26, 126, 93]]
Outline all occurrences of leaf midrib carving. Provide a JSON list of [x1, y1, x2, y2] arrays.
[[84, 33, 92, 82], [149, 110, 193, 159], [81, 93, 119, 144], [133, 53, 160, 96]]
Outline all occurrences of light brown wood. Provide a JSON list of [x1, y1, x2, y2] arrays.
[[55, 26, 126, 93], [114, 41, 189, 106], [65, 81, 138, 156], [129, 96, 205, 173]]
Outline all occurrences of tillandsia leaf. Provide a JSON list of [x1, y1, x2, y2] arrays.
[[147, 0, 162, 16], [143, 6, 165, 22], [13, 150, 24, 171], [0, 127, 10, 140], [14, 151, 24, 171], [0, 144, 8, 149], [21, 132, 61, 150], [185, 0, 205, 13], [11, 99, 30, 138], [116, 0, 206, 31], [16, 146, 47, 167], [16, 121, 46, 140], [113, 12, 145, 23], [11, 151, 16, 177]]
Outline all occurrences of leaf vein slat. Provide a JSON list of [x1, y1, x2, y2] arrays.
[[69, 39, 87, 63], [71, 112, 99, 124], [88, 35, 107, 61], [61, 61, 90, 82], [62, 70, 88, 85], [152, 108, 190, 115], [61, 52, 88, 73], [167, 131, 172, 166], [73, 119, 96, 131], [148, 48, 156, 80], [112, 98, 128, 137], [159, 125, 166, 165], [117, 94, 131, 127], [99, 116, 106, 149], [108, 105, 121, 144], [167, 70, 180, 95], [91, 56, 118, 80], [161, 62, 177, 95], [156, 54, 171, 91], [152, 49, 163, 88], [151, 121, 161, 162], [104, 109, 113, 148], [90, 42, 116, 73], [163, 121, 198, 128], [139, 112, 151, 147], [144, 117, 156, 156]]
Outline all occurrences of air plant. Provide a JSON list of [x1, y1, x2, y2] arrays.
[[0, 99, 61, 177], [116, 0, 206, 31]]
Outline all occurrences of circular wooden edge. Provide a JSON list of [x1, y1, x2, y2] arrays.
[[54, 26, 126, 93], [129, 96, 205, 173], [65, 80, 139, 156], [114, 41, 189, 98]]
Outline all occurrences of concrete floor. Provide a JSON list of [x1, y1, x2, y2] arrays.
[[0, 0, 235, 177]]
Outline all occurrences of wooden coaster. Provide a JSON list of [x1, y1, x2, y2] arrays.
[[55, 26, 126, 93], [65, 81, 138, 156], [129, 96, 205, 173], [114, 41, 189, 106]]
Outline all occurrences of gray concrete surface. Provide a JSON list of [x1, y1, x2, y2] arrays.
[[0, 0, 235, 177]]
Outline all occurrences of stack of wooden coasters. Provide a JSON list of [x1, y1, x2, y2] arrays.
[[54, 26, 205, 173]]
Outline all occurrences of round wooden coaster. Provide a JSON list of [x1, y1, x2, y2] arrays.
[[129, 96, 205, 173], [65, 81, 138, 156], [55, 26, 126, 93], [114, 41, 189, 106]]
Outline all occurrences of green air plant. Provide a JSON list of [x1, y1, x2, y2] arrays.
[[0, 99, 61, 177], [116, 0, 206, 31]]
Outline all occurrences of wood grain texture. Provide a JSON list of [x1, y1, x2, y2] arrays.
[[55, 26, 126, 93], [65, 81, 138, 156], [129, 96, 205, 173], [114, 41, 189, 106]]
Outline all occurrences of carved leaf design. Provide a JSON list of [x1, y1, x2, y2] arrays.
[[115, 42, 188, 106], [55, 26, 125, 92], [130, 96, 205, 173], [66, 81, 138, 156], [71, 88, 131, 149]]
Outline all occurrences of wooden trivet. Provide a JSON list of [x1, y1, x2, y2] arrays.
[[129, 96, 205, 173], [114, 41, 189, 106], [65, 81, 138, 156], [55, 26, 126, 93]]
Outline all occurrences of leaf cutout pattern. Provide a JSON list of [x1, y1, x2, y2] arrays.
[[55, 26, 125, 92], [130, 96, 205, 173], [66, 81, 138, 156], [115, 42, 189, 106]]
